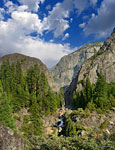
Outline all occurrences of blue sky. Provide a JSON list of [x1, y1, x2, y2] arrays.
[[0, 0, 115, 68]]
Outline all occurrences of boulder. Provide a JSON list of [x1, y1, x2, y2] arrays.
[[0, 125, 25, 150]]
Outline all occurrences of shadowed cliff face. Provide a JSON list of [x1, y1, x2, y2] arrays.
[[0, 53, 59, 92], [50, 42, 103, 92], [0, 125, 24, 150], [65, 28, 115, 106]]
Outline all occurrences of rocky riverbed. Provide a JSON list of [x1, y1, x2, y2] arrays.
[[42, 107, 72, 136]]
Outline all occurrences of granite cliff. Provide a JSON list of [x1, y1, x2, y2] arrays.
[[50, 42, 103, 91], [65, 28, 115, 106], [0, 53, 59, 92]]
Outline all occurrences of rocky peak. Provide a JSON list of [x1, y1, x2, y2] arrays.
[[101, 27, 115, 53], [65, 28, 115, 106], [50, 42, 103, 91]]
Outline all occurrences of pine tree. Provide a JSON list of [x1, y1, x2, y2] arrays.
[[85, 77, 92, 104], [94, 72, 109, 109], [95, 72, 107, 98], [0, 60, 11, 93], [29, 93, 43, 135], [0, 82, 16, 130]]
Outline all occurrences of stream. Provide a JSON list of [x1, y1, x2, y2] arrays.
[[57, 117, 64, 127]]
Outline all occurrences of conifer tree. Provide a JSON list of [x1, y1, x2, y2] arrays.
[[0, 81, 16, 130], [95, 72, 107, 98], [85, 77, 92, 103], [0, 60, 11, 93]]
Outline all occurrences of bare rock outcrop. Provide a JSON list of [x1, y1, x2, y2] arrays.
[[50, 42, 103, 91], [0, 125, 25, 150], [65, 28, 115, 106]]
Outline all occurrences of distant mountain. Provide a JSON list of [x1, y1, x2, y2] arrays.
[[65, 28, 115, 106], [50, 42, 103, 91], [0, 53, 59, 92]]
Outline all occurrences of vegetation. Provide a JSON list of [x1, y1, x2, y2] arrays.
[[0, 81, 16, 131], [0, 61, 115, 149], [0, 60, 64, 136], [24, 134, 115, 150], [73, 72, 115, 111]]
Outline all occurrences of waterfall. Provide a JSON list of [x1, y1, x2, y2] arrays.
[[58, 117, 64, 127]]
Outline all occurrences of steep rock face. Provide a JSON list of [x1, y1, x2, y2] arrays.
[[65, 28, 115, 106], [0, 125, 24, 150], [0, 53, 59, 92], [50, 42, 103, 91]]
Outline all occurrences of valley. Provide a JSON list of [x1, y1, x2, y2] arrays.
[[0, 28, 115, 150]]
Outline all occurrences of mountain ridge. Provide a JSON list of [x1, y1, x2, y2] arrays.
[[50, 42, 103, 91], [65, 28, 115, 106], [0, 53, 59, 92]]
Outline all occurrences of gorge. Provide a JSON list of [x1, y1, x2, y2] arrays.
[[0, 28, 115, 150]]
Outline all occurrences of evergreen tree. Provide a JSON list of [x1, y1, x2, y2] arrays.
[[48, 89, 57, 113], [29, 93, 43, 135], [95, 72, 107, 98], [39, 72, 48, 98], [94, 72, 108, 109], [0, 82, 16, 130], [85, 77, 92, 104], [65, 116, 76, 136], [26, 65, 40, 94], [0, 60, 11, 93]]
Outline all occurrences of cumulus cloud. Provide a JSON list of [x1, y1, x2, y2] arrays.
[[43, 0, 96, 38], [0, 33, 71, 68], [11, 8, 43, 34], [4, 1, 18, 13], [84, 0, 115, 38], [43, 2, 70, 38], [1, 0, 113, 68], [0, 4, 71, 68], [62, 33, 69, 40], [18, 0, 45, 12]]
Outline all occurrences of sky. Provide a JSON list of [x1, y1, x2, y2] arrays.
[[0, 0, 115, 68]]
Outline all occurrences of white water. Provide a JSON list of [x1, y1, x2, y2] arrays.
[[58, 117, 64, 127]]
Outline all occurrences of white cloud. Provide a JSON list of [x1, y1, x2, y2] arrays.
[[19, 38, 71, 68], [17, 5, 28, 12], [62, 33, 69, 40], [2, 0, 113, 68], [0, 8, 5, 20], [84, 0, 115, 38], [73, 0, 88, 15], [0, 5, 71, 68], [49, 39, 54, 43], [4, 1, 18, 13], [79, 22, 86, 28], [0, 32, 71, 68], [70, 18, 73, 22], [11, 9, 43, 34], [5, 1, 13, 7], [43, 0, 97, 38], [18, 0, 45, 12], [43, 2, 70, 38]]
